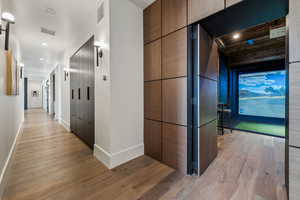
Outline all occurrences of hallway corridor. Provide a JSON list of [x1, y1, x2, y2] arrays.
[[2, 110, 174, 200]]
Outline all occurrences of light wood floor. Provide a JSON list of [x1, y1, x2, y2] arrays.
[[2, 110, 287, 200]]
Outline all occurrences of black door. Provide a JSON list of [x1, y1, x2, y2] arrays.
[[70, 36, 95, 148]]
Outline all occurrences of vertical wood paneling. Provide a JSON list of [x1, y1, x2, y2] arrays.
[[144, 0, 162, 44], [188, 0, 224, 25], [289, 0, 300, 63], [289, 63, 300, 147], [162, 0, 187, 36], [144, 0, 189, 173], [226, 0, 243, 7], [144, 81, 162, 121], [162, 78, 187, 126], [144, 119, 162, 161], [144, 40, 162, 81], [162, 28, 187, 79], [162, 123, 187, 173], [290, 147, 300, 200]]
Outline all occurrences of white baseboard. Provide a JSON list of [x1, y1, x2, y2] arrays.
[[94, 143, 144, 169], [0, 121, 23, 199], [59, 118, 70, 132]]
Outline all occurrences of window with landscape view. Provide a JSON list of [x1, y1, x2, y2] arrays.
[[239, 70, 286, 118]]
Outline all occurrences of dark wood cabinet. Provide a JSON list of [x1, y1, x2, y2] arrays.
[[70, 36, 95, 149]]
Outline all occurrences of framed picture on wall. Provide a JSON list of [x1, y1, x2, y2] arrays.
[[6, 50, 20, 96], [32, 90, 39, 97]]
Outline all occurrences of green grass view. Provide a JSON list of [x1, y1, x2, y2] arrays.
[[235, 122, 285, 137]]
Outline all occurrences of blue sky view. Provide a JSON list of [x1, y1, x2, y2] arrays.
[[239, 70, 286, 97], [239, 70, 286, 118]]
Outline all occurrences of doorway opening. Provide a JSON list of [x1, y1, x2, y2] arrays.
[[216, 18, 286, 138], [187, 0, 288, 180]]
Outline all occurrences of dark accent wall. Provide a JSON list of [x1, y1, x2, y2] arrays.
[[70, 36, 95, 149]]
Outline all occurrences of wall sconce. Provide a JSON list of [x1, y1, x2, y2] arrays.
[[0, 12, 15, 51], [64, 70, 69, 81], [94, 41, 104, 67], [20, 63, 24, 79]]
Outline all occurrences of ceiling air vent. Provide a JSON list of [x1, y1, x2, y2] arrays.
[[97, 2, 104, 24], [41, 27, 56, 36]]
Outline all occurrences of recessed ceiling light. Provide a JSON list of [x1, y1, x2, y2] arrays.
[[40, 58, 44, 61], [42, 42, 48, 46], [233, 33, 240, 39]]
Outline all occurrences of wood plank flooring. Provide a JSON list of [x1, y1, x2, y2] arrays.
[[2, 110, 287, 200]]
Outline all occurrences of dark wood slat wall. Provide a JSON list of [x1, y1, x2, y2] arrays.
[[144, 0, 188, 173], [70, 37, 95, 149]]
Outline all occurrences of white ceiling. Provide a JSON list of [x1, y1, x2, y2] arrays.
[[3, 0, 96, 78], [3, 0, 153, 79]]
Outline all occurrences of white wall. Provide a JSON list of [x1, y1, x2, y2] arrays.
[[0, 0, 24, 196], [108, 0, 144, 165], [57, 0, 143, 169], [93, 0, 144, 168], [27, 79, 43, 108]]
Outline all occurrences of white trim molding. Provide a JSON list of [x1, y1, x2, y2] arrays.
[[59, 118, 70, 132], [0, 122, 23, 198], [94, 143, 144, 169]]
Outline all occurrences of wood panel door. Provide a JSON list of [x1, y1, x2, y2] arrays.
[[188, 0, 224, 25], [196, 24, 219, 175], [70, 36, 95, 149]]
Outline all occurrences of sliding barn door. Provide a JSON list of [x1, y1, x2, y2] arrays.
[[70, 36, 95, 149]]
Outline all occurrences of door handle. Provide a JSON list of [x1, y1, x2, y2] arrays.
[[72, 89, 74, 99], [78, 88, 81, 100], [87, 87, 90, 100]]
